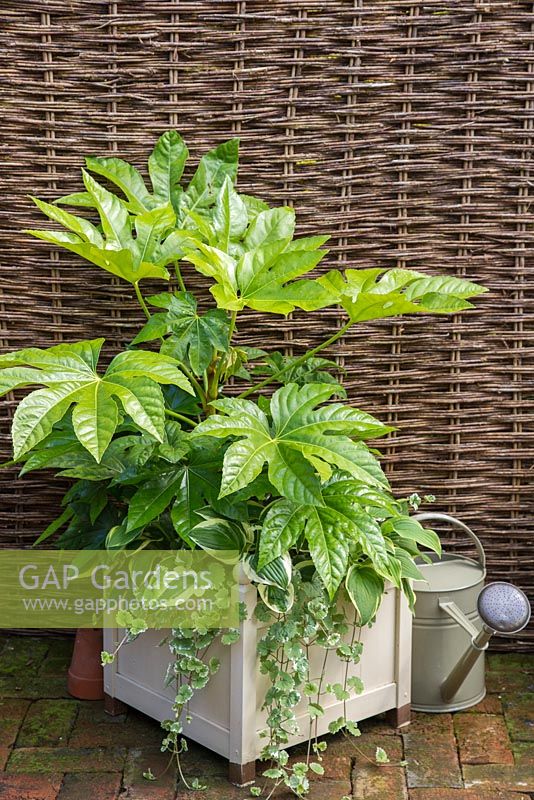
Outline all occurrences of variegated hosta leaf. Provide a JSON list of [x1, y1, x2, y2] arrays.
[[318, 267, 487, 323], [193, 382, 390, 508], [345, 565, 385, 625], [385, 515, 441, 556], [0, 339, 193, 461]]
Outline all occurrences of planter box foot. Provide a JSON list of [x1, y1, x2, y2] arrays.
[[104, 692, 128, 717], [386, 703, 411, 728], [229, 761, 256, 786]]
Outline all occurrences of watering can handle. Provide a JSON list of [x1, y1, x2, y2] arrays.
[[413, 512, 486, 570]]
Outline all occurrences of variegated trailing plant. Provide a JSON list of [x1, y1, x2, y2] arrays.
[[0, 132, 487, 795]]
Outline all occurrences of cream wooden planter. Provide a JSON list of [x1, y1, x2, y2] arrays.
[[103, 581, 411, 784]]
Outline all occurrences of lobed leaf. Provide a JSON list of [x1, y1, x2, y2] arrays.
[[1, 340, 191, 462], [85, 155, 151, 213]]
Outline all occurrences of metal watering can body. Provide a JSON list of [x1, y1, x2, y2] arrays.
[[411, 513, 487, 712], [411, 513, 531, 713]]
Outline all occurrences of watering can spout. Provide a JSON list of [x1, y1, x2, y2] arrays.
[[440, 582, 531, 703]]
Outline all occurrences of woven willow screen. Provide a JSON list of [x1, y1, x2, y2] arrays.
[[0, 1, 532, 648]]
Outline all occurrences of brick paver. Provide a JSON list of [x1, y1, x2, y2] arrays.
[[409, 791, 531, 800], [454, 712, 514, 765], [0, 772, 63, 800], [123, 747, 178, 799], [503, 691, 534, 742], [57, 772, 122, 800], [0, 699, 30, 746], [6, 746, 126, 774], [0, 635, 531, 800], [17, 700, 78, 748]]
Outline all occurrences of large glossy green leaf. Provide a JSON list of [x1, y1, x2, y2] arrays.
[[304, 505, 349, 598], [133, 204, 176, 264], [105, 350, 194, 393], [257, 500, 305, 569], [26, 181, 185, 286], [82, 169, 131, 246], [134, 291, 230, 375], [148, 130, 189, 208], [182, 138, 239, 213], [104, 376, 166, 443], [212, 177, 248, 250], [194, 383, 389, 505], [29, 196, 103, 246], [71, 382, 118, 462], [169, 441, 223, 547], [23, 232, 171, 284], [244, 206, 295, 249], [318, 267, 487, 323], [322, 481, 390, 574], [106, 521, 144, 549], [0, 340, 192, 461], [12, 383, 84, 460], [126, 470, 184, 531], [257, 478, 392, 595], [54, 191, 96, 208], [183, 206, 334, 314], [84, 155, 151, 213]]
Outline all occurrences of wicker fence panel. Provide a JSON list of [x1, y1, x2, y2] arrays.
[[0, 0, 532, 649]]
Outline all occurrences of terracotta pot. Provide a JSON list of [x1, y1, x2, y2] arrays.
[[67, 628, 104, 700]]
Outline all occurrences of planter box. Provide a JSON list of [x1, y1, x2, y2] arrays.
[[103, 582, 411, 783]]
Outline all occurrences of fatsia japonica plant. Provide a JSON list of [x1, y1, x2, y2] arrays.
[[0, 131, 487, 794]]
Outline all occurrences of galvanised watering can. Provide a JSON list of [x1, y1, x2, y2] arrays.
[[411, 512, 531, 713]]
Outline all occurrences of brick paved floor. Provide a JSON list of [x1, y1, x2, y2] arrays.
[[0, 635, 532, 799]]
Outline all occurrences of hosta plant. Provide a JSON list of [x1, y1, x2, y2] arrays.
[[0, 131, 487, 795]]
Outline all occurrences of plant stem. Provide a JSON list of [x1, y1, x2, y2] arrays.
[[211, 310, 238, 395], [177, 362, 206, 406], [228, 309, 237, 343], [174, 261, 187, 294], [165, 408, 197, 427], [237, 319, 352, 399], [133, 281, 206, 406], [134, 282, 151, 321]]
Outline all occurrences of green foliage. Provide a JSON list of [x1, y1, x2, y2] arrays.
[[318, 267, 487, 323], [252, 572, 367, 796], [345, 566, 385, 626], [0, 131, 489, 796], [194, 383, 392, 505], [27, 192, 189, 286], [134, 291, 230, 376], [0, 340, 192, 460], [184, 207, 336, 314]]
